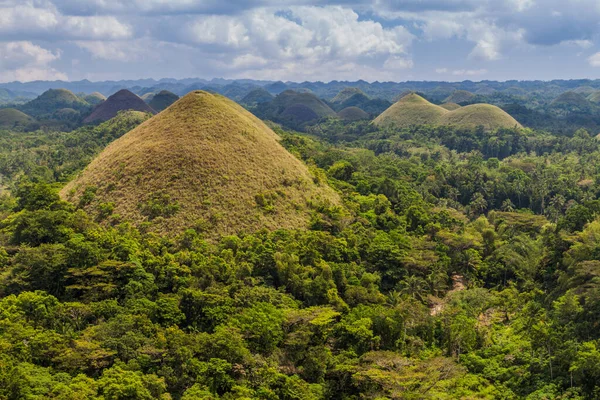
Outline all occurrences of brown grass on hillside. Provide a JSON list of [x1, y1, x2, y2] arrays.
[[374, 93, 522, 130], [373, 93, 448, 128], [439, 104, 522, 130], [62, 91, 340, 238]]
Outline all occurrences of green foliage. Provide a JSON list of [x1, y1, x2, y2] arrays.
[[2, 98, 600, 399]]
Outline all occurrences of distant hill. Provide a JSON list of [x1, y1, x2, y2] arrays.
[[550, 91, 594, 113], [440, 103, 461, 111], [338, 106, 369, 121], [241, 88, 274, 105], [280, 104, 320, 124], [332, 88, 368, 104], [374, 94, 522, 130], [439, 104, 523, 130], [338, 93, 391, 115], [258, 90, 337, 126], [588, 91, 600, 103], [444, 90, 475, 104], [373, 93, 449, 128], [573, 86, 597, 95], [62, 91, 340, 238], [0, 108, 34, 128], [84, 89, 156, 123], [83, 92, 106, 106], [20, 89, 90, 118], [265, 81, 288, 94], [148, 90, 179, 112]]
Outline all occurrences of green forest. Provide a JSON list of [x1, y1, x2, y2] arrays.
[[3, 97, 600, 399]]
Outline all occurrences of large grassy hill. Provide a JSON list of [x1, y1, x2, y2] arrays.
[[373, 93, 449, 128], [62, 91, 340, 238], [375, 93, 522, 130], [439, 104, 523, 130]]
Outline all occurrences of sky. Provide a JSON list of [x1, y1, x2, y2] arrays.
[[1, 0, 600, 83]]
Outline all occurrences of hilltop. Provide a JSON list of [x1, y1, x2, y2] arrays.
[[550, 91, 594, 112], [148, 90, 179, 112], [241, 88, 274, 105], [271, 90, 336, 118], [443, 90, 475, 104], [338, 106, 370, 121], [84, 89, 156, 123], [373, 93, 449, 128], [439, 104, 523, 130], [83, 92, 106, 105], [62, 91, 340, 238], [0, 108, 34, 128], [20, 89, 90, 118], [332, 87, 368, 104], [374, 94, 522, 130]]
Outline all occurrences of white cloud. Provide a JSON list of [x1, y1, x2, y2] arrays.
[[0, 41, 67, 82], [0, 3, 132, 40], [180, 6, 415, 79], [588, 52, 600, 67]]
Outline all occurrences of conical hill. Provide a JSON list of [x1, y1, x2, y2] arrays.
[[61, 91, 340, 238], [84, 89, 156, 123], [373, 93, 448, 128]]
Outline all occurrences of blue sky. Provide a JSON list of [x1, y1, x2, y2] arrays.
[[1, 0, 600, 82]]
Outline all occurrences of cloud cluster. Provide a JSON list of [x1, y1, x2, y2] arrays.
[[0, 0, 600, 82]]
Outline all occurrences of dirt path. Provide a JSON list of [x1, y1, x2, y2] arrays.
[[430, 274, 466, 316]]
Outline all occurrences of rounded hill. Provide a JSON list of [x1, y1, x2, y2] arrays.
[[550, 91, 593, 112], [332, 88, 368, 104], [149, 90, 179, 112], [439, 104, 522, 130], [373, 93, 448, 128], [84, 89, 156, 123], [273, 90, 336, 118], [84, 92, 106, 105], [20, 89, 90, 118], [0, 108, 34, 127], [61, 91, 340, 238], [443, 90, 475, 104], [241, 88, 273, 105], [338, 106, 369, 121]]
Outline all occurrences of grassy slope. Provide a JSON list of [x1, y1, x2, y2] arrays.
[[338, 106, 369, 121], [20, 89, 89, 117], [273, 91, 337, 118], [373, 93, 449, 128], [439, 104, 523, 130], [84, 92, 106, 105], [62, 91, 340, 238], [0, 108, 34, 127], [551, 91, 592, 108]]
